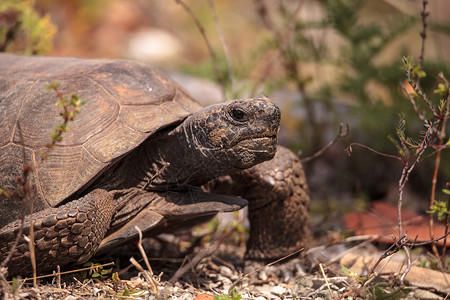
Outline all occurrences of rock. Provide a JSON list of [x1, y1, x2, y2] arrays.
[[126, 28, 182, 64]]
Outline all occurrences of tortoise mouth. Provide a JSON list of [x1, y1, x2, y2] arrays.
[[230, 135, 278, 169], [233, 134, 278, 151]]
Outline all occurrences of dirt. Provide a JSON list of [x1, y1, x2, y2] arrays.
[[1, 228, 448, 299]]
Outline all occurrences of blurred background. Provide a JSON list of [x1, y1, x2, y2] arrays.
[[1, 0, 449, 235]]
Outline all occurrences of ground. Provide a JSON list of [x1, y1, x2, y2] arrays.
[[1, 216, 448, 299]]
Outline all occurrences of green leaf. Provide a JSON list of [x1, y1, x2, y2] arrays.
[[101, 269, 112, 275], [416, 70, 426, 78], [214, 289, 242, 300], [11, 277, 19, 295], [0, 188, 10, 197], [51, 131, 62, 141], [55, 124, 68, 133], [121, 287, 131, 296], [341, 265, 350, 276], [443, 189, 450, 195]]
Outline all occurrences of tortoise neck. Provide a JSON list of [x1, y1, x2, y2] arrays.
[[111, 120, 239, 191], [148, 120, 240, 188]]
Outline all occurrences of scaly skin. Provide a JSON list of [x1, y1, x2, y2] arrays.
[[245, 147, 309, 259], [207, 146, 310, 260], [0, 96, 281, 277], [0, 55, 307, 278], [0, 190, 115, 276]]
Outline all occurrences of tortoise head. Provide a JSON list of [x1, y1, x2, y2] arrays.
[[183, 96, 281, 170]]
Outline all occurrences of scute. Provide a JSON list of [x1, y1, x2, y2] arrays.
[[89, 61, 177, 106], [0, 144, 51, 227], [0, 79, 28, 148], [37, 146, 106, 206], [118, 91, 193, 133], [84, 121, 147, 163], [0, 54, 203, 214], [11, 78, 120, 148]]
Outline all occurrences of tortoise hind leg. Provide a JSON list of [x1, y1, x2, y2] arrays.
[[0, 189, 116, 277], [206, 146, 310, 260]]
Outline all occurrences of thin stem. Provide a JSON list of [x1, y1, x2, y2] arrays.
[[397, 133, 429, 237], [400, 246, 411, 284], [301, 123, 349, 163], [400, 81, 426, 121], [418, 0, 428, 71], [174, 0, 226, 99], [206, 0, 234, 98], [346, 143, 403, 161], [404, 58, 438, 117], [442, 182, 450, 262], [360, 235, 407, 287], [250, 0, 305, 96]]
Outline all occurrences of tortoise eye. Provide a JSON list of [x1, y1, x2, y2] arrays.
[[230, 109, 247, 122]]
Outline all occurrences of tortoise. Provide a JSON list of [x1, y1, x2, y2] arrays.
[[0, 54, 310, 277]]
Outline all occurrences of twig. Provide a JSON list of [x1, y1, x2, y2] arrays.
[[134, 226, 159, 298], [253, 0, 277, 34], [206, 0, 234, 98], [400, 81, 426, 121], [7, 262, 115, 283], [402, 231, 450, 247], [134, 226, 154, 276], [1, 82, 85, 283], [345, 143, 402, 161], [319, 263, 333, 298], [417, 0, 428, 88], [363, 253, 395, 287], [443, 182, 450, 260], [174, 0, 225, 99], [0, 165, 31, 269], [397, 135, 429, 237], [306, 234, 380, 256], [227, 247, 304, 295], [55, 265, 61, 289], [301, 123, 349, 163], [426, 252, 450, 288], [250, 0, 305, 96], [141, 162, 170, 191], [360, 234, 407, 287], [129, 258, 152, 282], [403, 57, 438, 117], [168, 221, 240, 285], [400, 246, 411, 283], [430, 75, 449, 261]]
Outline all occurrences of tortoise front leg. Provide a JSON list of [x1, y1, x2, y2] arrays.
[[0, 189, 116, 277], [206, 146, 310, 260]]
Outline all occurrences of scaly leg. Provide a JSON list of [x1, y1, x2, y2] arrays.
[[0, 189, 116, 277], [207, 146, 310, 260]]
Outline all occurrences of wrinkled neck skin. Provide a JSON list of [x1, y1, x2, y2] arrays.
[[112, 117, 242, 192]]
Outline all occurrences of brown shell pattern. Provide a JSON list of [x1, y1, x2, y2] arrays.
[[0, 54, 202, 214]]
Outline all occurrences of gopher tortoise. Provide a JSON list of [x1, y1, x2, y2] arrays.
[[0, 54, 309, 277]]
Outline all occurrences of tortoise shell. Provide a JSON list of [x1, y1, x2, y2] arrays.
[[0, 54, 202, 226]]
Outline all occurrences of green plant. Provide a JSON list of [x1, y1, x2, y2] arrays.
[[0, 82, 86, 291], [341, 265, 368, 282], [215, 289, 242, 300], [43, 81, 87, 152], [0, 0, 56, 54], [86, 262, 112, 279], [368, 283, 411, 300], [427, 196, 450, 222]]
